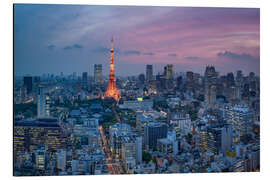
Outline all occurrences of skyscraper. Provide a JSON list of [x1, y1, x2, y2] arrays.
[[23, 76, 33, 94], [186, 71, 194, 83], [236, 70, 243, 86], [204, 66, 217, 107], [146, 65, 153, 82], [37, 86, 50, 118], [176, 75, 183, 89], [227, 72, 235, 88], [164, 64, 173, 79], [94, 64, 103, 84], [135, 136, 142, 164], [33, 76, 41, 88], [82, 72, 88, 89], [104, 38, 120, 101]]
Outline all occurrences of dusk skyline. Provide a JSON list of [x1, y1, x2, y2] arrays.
[[14, 4, 260, 76]]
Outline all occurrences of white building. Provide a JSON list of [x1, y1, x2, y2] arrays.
[[37, 86, 50, 118], [120, 99, 153, 111], [225, 105, 254, 137], [170, 112, 191, 134]]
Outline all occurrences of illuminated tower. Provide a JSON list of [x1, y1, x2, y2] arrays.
[[104, 38, 120, 101]]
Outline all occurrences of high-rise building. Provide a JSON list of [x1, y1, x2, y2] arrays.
[[23, 76, 33, 94], [144, 122, 168, 150], [228, 86, 237, 101], [109, 123, 131, 157], [37, 86, 50, 118], [104, 38, 120, 100], [164, 64, 173, 79], [221, 124, 233, 154], [121, 136, 136, 162], [207, 124, 232, 154], [199, 124, 232, 154], [155, 74, 166, 90], [157, 130, 178, 155], [176, 75, 183, 89], [225, 105, 254, 137], [72, 72, 77, 80], [146, 65, 153, 82], [186, 71, 194, 92], [210, 85, 217, 104], [204, 66, 217, 107], [82, 72, 88, 89], [33, 76, 41, 88], [249, 72, 255, 81], [193, 73, 201, 85], [94, 64, 103, 84], [227, 72, 235, 88], [236, 70, 243, 86], [186, 71, 194, 83], [135, 136, 142, 164], [138, 73, 145, 85]]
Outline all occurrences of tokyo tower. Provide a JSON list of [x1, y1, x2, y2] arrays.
[[104, 38, 120, 101]]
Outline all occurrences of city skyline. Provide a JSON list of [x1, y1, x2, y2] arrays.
[[14, 4, 260, 76], [13, 5, 260, 175]]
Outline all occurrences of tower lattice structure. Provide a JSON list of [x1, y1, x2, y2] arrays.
[[104, 38, 120, 101]]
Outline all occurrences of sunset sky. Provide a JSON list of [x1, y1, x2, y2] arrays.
[[14, 4, 260, 76]]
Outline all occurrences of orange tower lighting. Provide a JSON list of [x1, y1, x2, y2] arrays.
[[104, 38, 120, 101]]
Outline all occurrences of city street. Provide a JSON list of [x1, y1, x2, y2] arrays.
[[99, 125, 123, 174]]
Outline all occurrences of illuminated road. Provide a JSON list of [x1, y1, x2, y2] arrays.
[[99, 126, 123, 174]]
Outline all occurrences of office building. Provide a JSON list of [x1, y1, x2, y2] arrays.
[[176, 75, 183, 89], [94, 64, 103, 84], [186, 71, 194, 83], [146, 65, 153, 82], [82, 72, 88, 89], [138, 73, 145, 85], [37, 86, 50, 118], [164, 64, 173, 79], [204, 66, 217, 107], [144, 122, 168, 150], [207, 124, 232, 154], [135, 136, 142, 164], [23, 76, 33, 94], [199, 124, 232, 154], [227, 72, 235, 88], [14, 118, 67, 154], [225, 105, 254, 137]]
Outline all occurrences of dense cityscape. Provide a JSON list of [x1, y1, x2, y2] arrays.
[[13, 38, 260, 176]]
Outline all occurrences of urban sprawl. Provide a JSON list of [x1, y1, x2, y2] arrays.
[[13, 41, 260, 176]]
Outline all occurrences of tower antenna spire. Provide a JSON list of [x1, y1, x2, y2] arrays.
[[111, 37, 114, 51]]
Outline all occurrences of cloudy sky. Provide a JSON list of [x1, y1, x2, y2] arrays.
[[14, 4, 260, 77]]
